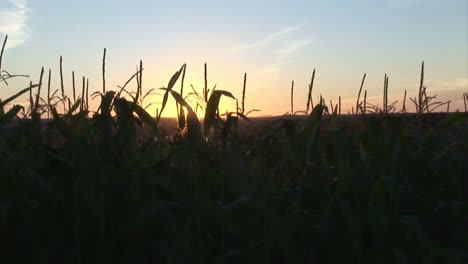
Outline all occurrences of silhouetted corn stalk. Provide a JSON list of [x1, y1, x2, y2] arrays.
[[60, 56, 66, 112], [204, 63, 208, 103], [29, 81, 33, 115], [242, 73, 247, 113], [102, 48, 106, 93], [363, 90, 367, 115], [116, 67, 143, 99], [139, 60, 143, 103], [463, 93, 468, 112], [402, 89, 407, 113], [356, 73, 366, 115], [72, 71, 76, 103], [81, 76, 85, 111], [383, 73, 388, 114], [180, 64, 186, 98], [338, 96, 341, 115], [47, 69, 51, 118], [290, 80, 294, 114], [306, 69, 315, 114], [135, 62, 142, 104], [33, 67, 45, 114], [178, 63, 187, 130], [86, 78, 89, 110], [418, 61, 424, 113], [409, 62, 449, 113], [0, 35, 6, 74]]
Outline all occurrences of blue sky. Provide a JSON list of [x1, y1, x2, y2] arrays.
[[1, 0, 467, 116]]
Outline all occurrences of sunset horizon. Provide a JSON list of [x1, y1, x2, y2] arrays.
[[1, 0, 466, 117]]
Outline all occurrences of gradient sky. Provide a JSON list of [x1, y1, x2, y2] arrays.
[[1, 0, 467, 116]]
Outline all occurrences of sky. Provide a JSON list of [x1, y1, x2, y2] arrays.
[[0, 0, 467, 117]]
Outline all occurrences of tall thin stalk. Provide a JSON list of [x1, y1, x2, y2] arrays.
[[356, 73, 366, 115], [81, 76, 85, 111], [60, 56, 66, 112], [290, 80, 294, 114], [72, 71, 76, 102], [180, 64, 186, 98], [402, 89, 407, 113], [34, 67, 45, 113], [306, 69, 315, 114], [338, 96, 341, 115], [47, 68, 51, 118], [363, 90, 367, 115], [383, 74, 389, 114], [0, 35, 7, 74], [139, 60, 143, 103], [178, 63, 186, 118], [242, 73, 247, 113], [204, 63, 208, 103], [418, 61, 424, 114], [464, 92, 467, 112], [102, 48, 106, 93], [86, 78, 89, 111], [135, 61, 143, 104], [29, 81, 33, 115]]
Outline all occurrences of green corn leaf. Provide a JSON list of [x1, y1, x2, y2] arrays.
[[0, 104, 22, 124], [178, 106, 186, 130], [237, 112, 251, 122], [163, 89, 203, 142], [157, 64, 186, 122], [67, 98, 81, 116], [304, 104, 324, 136], [161, 88, 195, 114], [51, 106, 73, 139], [0, 84, 40, 109], [168, 64, 185, 90], [131, 102, 158, 132], [203, 90, 235, 135]]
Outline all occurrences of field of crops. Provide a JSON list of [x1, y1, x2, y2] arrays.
[[1, 36, 467, 263]]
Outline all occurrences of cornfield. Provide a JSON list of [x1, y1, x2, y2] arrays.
[[1, 35, 467, 263]]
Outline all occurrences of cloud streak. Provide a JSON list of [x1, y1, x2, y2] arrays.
[[231, 24, 315, 76], [228, 23, 306, 53], [275, 39, 315, 59], [0, 0, 30, 49]]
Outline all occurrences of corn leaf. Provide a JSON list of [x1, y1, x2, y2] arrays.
[[203, 90, 235, 135], [0, 84, 39, 108], [51, 106, 73, 139], [67, 98, 81, 116], [304, 104, 324, 136], [157, 64, 186, 122], [131, 102, 158, 132], [0, 104, 22, 124]]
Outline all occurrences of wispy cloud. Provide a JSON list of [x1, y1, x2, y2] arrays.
[[231, 24, 315, 76], [256, 61, 291, 75], [228, 23, 306, 53], [0, 0, 30, 49], [275, 39, 315, 60]]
